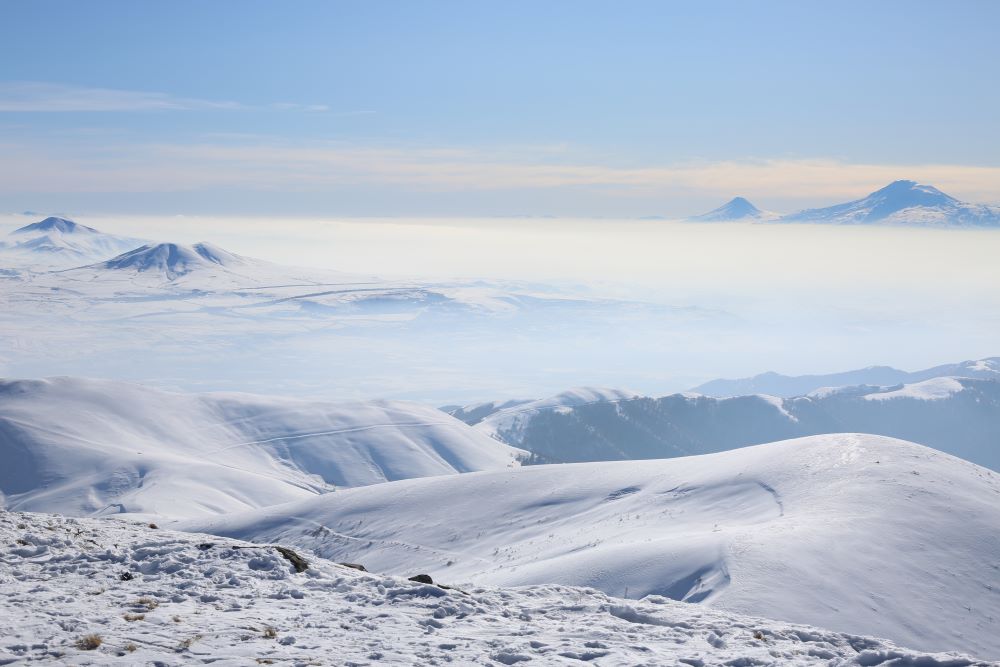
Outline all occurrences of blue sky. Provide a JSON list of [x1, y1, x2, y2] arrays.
[[2, 0, 999, 216]]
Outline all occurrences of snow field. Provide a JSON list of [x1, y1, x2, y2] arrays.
[[0, 511, 989, 666]]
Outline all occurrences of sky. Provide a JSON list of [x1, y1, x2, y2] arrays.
[[2, 0, 1000, 217]]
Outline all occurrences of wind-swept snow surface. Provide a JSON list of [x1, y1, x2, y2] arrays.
[[186, 435, 1000, 659], [0, 377, 523, 518], [0, 512, 991, 666]]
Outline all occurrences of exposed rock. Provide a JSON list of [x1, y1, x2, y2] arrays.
[[273, 546, 309, 573], [338, 562, 367, 572]]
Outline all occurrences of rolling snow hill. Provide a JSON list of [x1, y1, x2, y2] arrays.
[[457, 376, 1000, 469], [3, 511, 985, 666], [779, 180, 1000, 226], [692, 356, 1000, 397], [690, 196, 777, 221], [0, 377, 523, 518], [98, 241, 250, 280], [183, 434, 1000, 659], [0, 216, 144, 266]]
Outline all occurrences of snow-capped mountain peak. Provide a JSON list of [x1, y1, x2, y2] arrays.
[[11, 216, 99, 235], [691, 196, 774, 221], [781, 180, 1000, 225], [100, 241, 246, 278], [1, 216, 146, 266]]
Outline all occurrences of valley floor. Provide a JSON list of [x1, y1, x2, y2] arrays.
[[0, 511, 990, 666]]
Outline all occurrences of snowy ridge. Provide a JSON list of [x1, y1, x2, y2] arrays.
[[472, 386, 640, 442], [0, 377, 524, 518], [2, 511, 986, 666], [778, 180, 1000, 226], [460, 376, 1000, 469], [443, 398, 534, 426], [693, 356, 1000, 398], [183, 434, 1000, 658], [861, 376, 966, 401]]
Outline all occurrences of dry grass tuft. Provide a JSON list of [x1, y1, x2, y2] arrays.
[[123, 613, 145, 622], [76, 634, 102, 650], [177, 634, 202, 651]]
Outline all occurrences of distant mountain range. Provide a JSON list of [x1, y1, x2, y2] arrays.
[[447, 359, 1000, 470], [689, 180, 1000, 226], [0, 216, 144, 266], [692, 356, 1000, 397]]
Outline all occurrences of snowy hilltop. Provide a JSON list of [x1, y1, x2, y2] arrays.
[[778, 180, 1000, 226], [97, 242, 250, 280], [689, 196, 778, 221], [183, 434, 1000, 659], [0, 216, 144, 267], [2, 511, 987, 666]]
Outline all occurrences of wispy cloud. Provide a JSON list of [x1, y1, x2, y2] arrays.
[[0, 82, 329, 113]]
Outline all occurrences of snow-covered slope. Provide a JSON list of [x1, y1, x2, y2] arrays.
[[0, 216, 144, 267], [3, 512, 984, 666], [780, 180, 1000, 226], [0, 377, 523, 518], [184, 434, 1000, 659], [690, 196, 777, 221], [443, 397, 534, 426], [464, 387, 640, 448], [451, 386, 638, 425], [459, 377, 1000, 469], [693, 356, 1000, 397], [97, 242, 248, 280]]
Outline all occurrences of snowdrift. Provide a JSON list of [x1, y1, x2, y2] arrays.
[[0, 377, 523, 518], [185, 434, 1000, 658]]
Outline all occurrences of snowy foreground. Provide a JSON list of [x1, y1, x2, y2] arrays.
[[185, 435, 1000, 659], [0, 511, 990, 666]]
